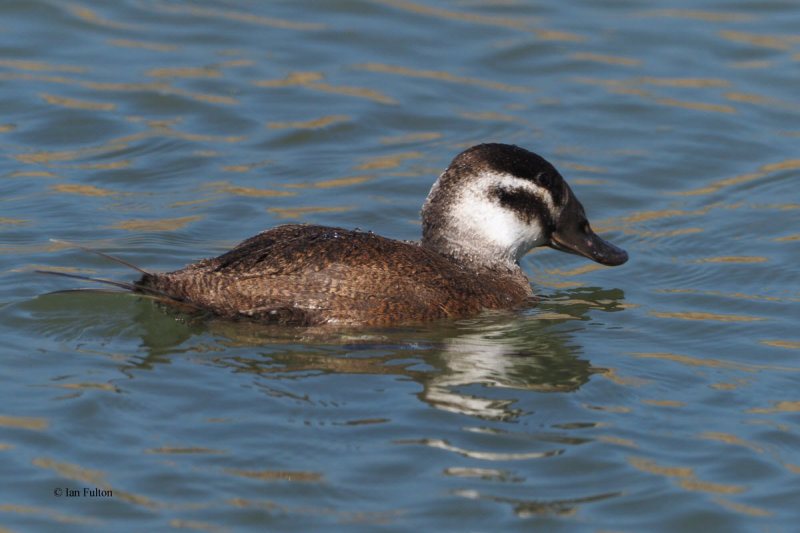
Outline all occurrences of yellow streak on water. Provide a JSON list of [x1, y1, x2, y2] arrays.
[[628, 456, 693, 478], [712, 497, 774, 517], [745, 401, 800, 414], [729, 60, 776, 69], [153, 3, 325, 30], [222, 469, 323, 482], [710, 380, 748, 390], [255, 71, 324, 87], [754, 203, 799, 210], [367, 0, 586, 41], [0, 503, 99, 525], [629, 353, 800, 377], [607, 204, 719, 224], [65, 4, 134, 30], [354, 63, 534, 93], [145, 447, 226, 454], [459, 111, 523, 122], [267, 206, 355, 219], [13, 143, 126, 165], [570, 53, 642, 66], [581, 403, 633, 413], [0, 415, 49, 430], [52, 382, 117, 391], [762, 159, 800, 172], [285, 175, 375, 189], [354, 151, 423, 170], [0, 217, 34, 226], [210, 184, 295, 198], [109, 216, 204, 232], [677, 479, 745, 494], [32, 457, 162, 510], [217, 59, 256, 68], [625, 227, 704, 238], [610, 86, 652, 98], [367, 0, 541, 28], [6, 264, 95, 275], [724, 92, 800, 111], [64, 160, 131, 170], [32, 457, 106, 484], [785, 464, 800, 475], [372, 0, 530, 26], [670, 158, 800, 196], [226, 497, 405, 524], [311, 81, 398, 104], [587, 77, 732, 88], [698, 432, 763, 453], [168, 520, 225, 532], [121, 120, 247, 143], [543, 263, 608, 276], [759, 340, 800, 350], [647, 311, 767, 322], [530, 278, 586, 289], [146, 67, 222, 78], [642, 399, 686, 407], [39, 93, 115, 111], [221, 160, 273, 173], [656, 97, 736, 114], [690, 256, 769, 263], [0, 59, 88, 72], [573, 76, 738, 114], [254, 72, 396, 104], [598, 368, 651, 387], [597, 436, 638, 447], [9, 170, 61, 178], [532, 312, 581, 321], [380, 132, 442, 144], [558, 162, 608, 173], [49, 184, 123, 197], [0, 72, 238, 105], [629, 456, 747, 496], [267, 115, 350, 130], [634, 9, 754, 22], [106, 39, 181, 51], [13, 122, 246, 172], [717, 30, 800, 51], [571, 178, 609, 185]]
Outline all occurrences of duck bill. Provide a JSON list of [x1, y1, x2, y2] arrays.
[[549, 226, 628, 266]]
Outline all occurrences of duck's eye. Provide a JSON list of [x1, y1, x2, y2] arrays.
[[582, 222, 590, 234]]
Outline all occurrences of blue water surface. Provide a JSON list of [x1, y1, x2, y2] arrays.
[[1, 1, 799, 531]]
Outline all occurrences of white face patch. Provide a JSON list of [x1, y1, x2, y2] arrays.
[[444, 171, 561, 265]]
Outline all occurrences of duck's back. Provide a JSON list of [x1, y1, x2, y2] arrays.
[[138, 224, 532, 326]]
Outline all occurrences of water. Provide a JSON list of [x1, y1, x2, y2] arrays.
[[1, 0, 799, 531]]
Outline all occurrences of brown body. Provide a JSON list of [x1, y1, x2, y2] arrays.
[[138, 224, 533, 326]]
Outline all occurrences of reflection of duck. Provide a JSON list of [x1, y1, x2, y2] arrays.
[[43, 144, 627, 326]]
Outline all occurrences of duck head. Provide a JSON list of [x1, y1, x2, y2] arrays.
[[421, 143, 628, 270]]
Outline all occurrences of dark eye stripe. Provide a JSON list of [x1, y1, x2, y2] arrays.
[[488, 185, 555, 231]]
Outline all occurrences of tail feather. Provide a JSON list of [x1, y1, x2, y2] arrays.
[[49, 239, 151, 275], [38, 240, 204, 314], [36, 271, 205, 313], [35, 269, 140, 291]]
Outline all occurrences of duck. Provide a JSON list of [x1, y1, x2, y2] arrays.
[[42, 143, 628, 326]]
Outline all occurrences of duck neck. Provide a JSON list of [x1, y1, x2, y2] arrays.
[[421, 226, 521, 273]]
